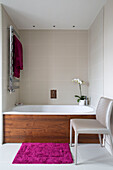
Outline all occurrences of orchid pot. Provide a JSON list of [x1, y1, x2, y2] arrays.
[[72, 78, 87, 105], [79, 100, 85, 106], [75, 95, 86, 105]]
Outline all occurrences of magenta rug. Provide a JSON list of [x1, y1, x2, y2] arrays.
[[12, 143, 73, 164]]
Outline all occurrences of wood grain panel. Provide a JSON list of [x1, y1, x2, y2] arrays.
[[3, 114, 98, 143]]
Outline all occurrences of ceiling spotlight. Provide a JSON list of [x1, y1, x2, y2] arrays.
[[73, 25, 75, 28], [53, 25, 56, 28]]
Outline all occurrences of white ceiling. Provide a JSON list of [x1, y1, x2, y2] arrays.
[[0, 0, 107, 30]]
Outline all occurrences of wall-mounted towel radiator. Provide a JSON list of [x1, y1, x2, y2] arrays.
[[8, 25, 20, 93]]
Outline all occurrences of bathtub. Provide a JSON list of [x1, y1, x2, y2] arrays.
[[3, 105, 97, 143], [3, 105, 95, 115]]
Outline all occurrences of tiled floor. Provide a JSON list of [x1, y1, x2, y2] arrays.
[[0, 144, 113, 170]]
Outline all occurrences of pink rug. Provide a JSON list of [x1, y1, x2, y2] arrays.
[[12, 143, 73, 164]]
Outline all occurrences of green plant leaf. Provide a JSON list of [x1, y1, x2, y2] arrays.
[[80, 96, 86, 100], [77, 99, 80, 102], [75, 95, 80, 98]]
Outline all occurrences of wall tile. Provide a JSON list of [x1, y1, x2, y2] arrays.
[[2, 7, 20, 112], [20, 30, 88, 104], [88, 9, 104, 108]]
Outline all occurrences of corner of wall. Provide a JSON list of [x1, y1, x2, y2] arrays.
[[2, 5, 20, 112], [0, 3, 3, 144], [103, 0, 113, 154], [88, 8, 104, 108]]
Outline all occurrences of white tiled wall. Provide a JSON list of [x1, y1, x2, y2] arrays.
[[104, 0, 113, 144], [104, 0, 113, 99], [88, 9, 104, 108], [0, 4, 3, 144], [19, 30, 88, 105], [2, 6, 19, 112]]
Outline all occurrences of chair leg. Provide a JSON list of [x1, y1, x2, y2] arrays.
[[99, 134, 102, 147], [75, 131, 78, 165], [102, 134, 106, 147], [109, 133, 113, 155], [70, 122, 72, 147]]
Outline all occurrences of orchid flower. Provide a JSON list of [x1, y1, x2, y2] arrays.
[[72, 78, 84, 85], [72, 78, 85, 98]]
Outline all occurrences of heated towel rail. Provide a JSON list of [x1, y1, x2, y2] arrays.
[[8, 25, 20, 93]]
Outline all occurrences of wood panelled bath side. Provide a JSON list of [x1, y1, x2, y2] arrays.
[[3, 115, 99, 143]]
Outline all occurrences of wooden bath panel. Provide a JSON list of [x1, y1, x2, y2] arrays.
[[3, 115, 99, 143]]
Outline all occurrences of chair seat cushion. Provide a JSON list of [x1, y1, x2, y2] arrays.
[[71, 119, 107, 133]]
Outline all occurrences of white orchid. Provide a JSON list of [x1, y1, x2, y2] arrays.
[[72, 78, 86, 100], [72, 78, 83, 85]]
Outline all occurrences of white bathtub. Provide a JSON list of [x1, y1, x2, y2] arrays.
[[3, 105, 95, 115]]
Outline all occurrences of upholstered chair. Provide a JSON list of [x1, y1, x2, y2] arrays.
[[70, 97, 113, 165]]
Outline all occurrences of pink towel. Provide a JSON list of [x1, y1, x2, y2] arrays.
[[13, 35, 23, 78]]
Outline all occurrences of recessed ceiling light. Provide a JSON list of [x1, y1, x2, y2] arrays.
[[33, 25, 35, 28], [53, 25, 56, 28], [73, 25, 75, 28]]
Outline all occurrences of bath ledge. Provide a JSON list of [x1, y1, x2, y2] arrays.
[[3, 111, 96, 115], [3, 105, 96, 115]]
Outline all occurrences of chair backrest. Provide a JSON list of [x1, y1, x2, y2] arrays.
[[96, 97, 113, 129]]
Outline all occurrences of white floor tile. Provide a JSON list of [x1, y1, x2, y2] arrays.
[[0, 144, 113, 170]]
